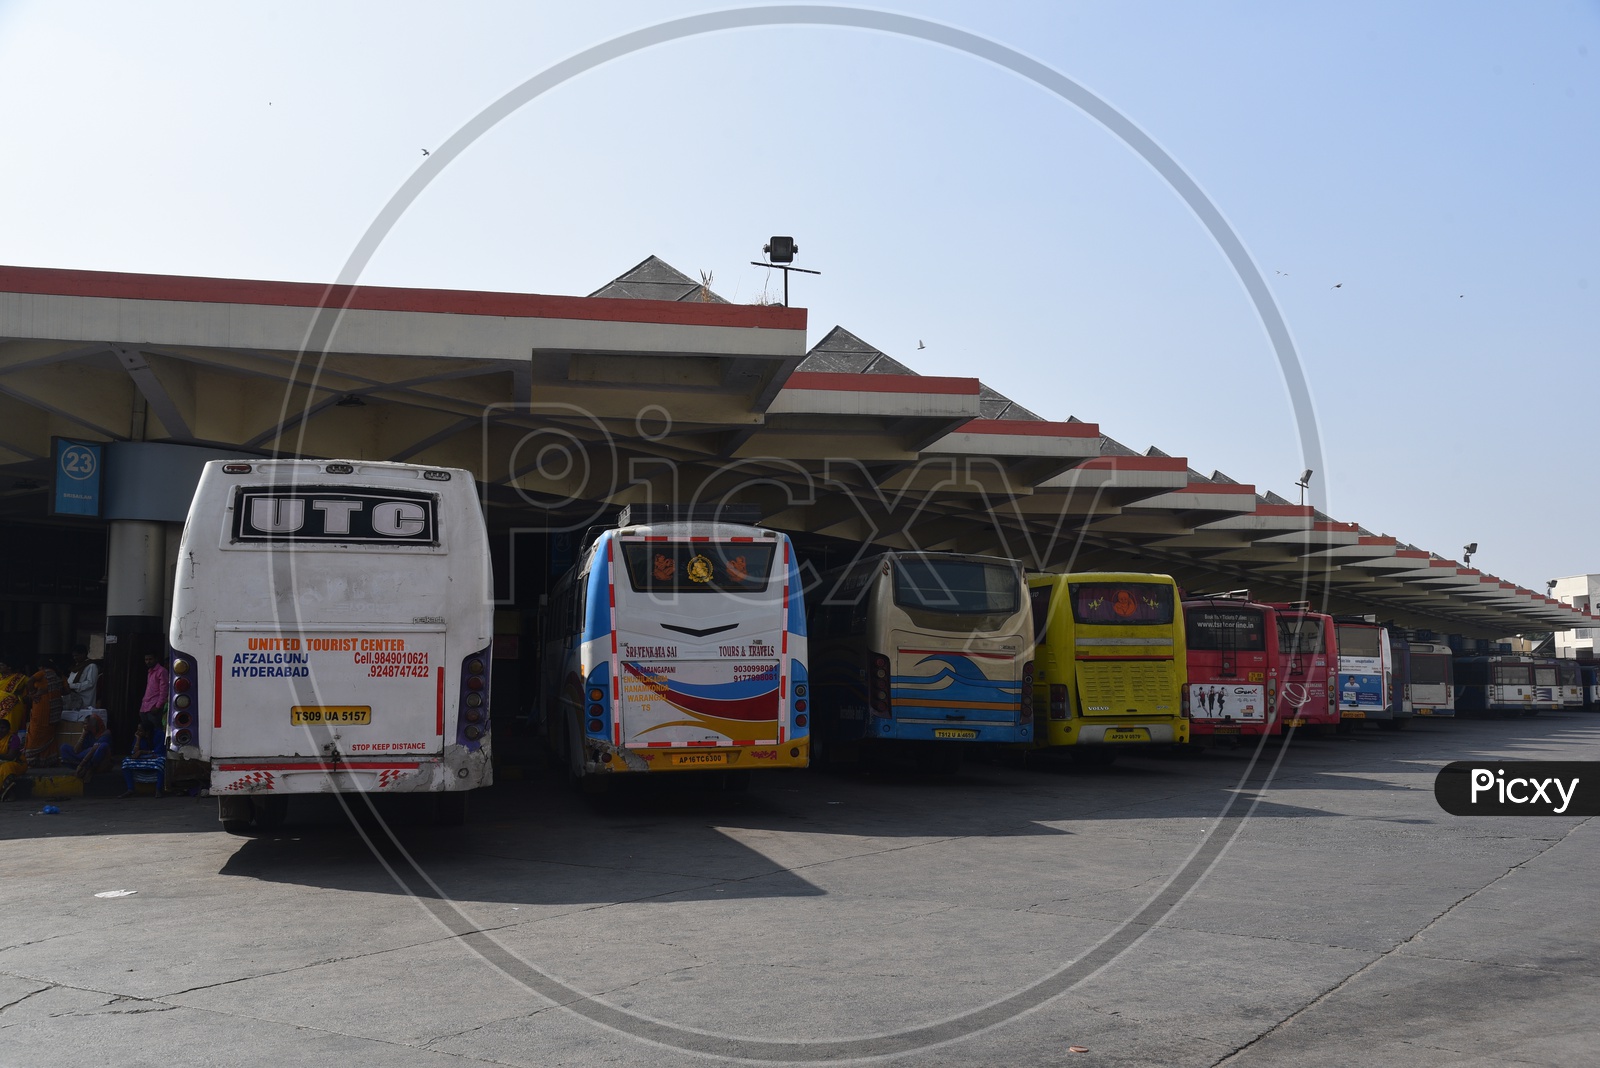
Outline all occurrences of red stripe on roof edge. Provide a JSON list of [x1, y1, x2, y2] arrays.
[[954, 419, 1100, 437], [1078, 456, 1190, 472], [1176, 482, 1258, 495], [782, 371, 979, 395], [0, 264, 807, 331]]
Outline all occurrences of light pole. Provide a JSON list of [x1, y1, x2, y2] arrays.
[[750, 236, 820, 307], [1295, 469, 1313, 507]]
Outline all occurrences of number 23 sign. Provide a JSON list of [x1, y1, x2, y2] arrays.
[[51, 437, 103, 517]]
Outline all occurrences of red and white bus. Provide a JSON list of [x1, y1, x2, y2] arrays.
[[1181, 596, 1280, 740], [1270, 605, 1339, 734]]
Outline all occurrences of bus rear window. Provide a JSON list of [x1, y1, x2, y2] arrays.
[[1069, 583, 1173, 625], [1185, 608, 1266, 651], [1336, 626, 1381, 658], [893, 558, 1019, 614], [620, 541, 776, 594], [1534, 666, 1557, 686], [1276, 617, 1325, 654], [1492, 665, 1531, 686], [1409, 654, 1449, 685]]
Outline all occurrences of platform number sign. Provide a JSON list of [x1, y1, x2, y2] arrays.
[[50, 437, 103, 517]]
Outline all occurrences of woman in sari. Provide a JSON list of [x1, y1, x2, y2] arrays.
[[0, 657, 26, 756], [21, 657, 66, 768], [0, 657, 27, 797]]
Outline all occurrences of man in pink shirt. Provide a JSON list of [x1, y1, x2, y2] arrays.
[[138, 652, 167, 735]]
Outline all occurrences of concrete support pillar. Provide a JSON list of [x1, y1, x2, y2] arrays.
[[104, 520, 176, 741]]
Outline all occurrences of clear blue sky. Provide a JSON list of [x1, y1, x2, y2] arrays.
[[2, 1, 1594, 592]]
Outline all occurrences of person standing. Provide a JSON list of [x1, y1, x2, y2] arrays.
[[21, 657, 66, 767], [138, 651, 167, 738], [64, 645, 99, 711], [0, 657, 28, 797], [0, 657, 26, 757]]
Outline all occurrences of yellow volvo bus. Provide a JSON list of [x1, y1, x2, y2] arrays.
[[1027, 572, 1189, 764]]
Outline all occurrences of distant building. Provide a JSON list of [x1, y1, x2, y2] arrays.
[[1552, 574, 1598, 660]]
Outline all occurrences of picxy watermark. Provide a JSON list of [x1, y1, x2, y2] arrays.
[[1435, 762, 1598, 817]]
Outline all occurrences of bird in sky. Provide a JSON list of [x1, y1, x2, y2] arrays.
[[421, 148, 430, 156], [917, 340, 926, 349], [1331, 283, 1342, 288]]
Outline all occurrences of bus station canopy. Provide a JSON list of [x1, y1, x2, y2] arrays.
[[0, 256, 1591, 641]]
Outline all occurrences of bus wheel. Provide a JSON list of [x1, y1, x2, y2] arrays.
[[1335, 720, 1355, 735], [219, 796, 254, 835], [435, 791, 468, 826], [253, 796, 289, 831]]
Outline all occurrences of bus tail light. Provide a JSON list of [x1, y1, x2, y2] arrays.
[[168, 648, 198, 749], [583, 663, 611, 738], [1050, 684, 1069, 720], [789, 660, 809, 737], [1181, 687, 1192, 719], [455, 646, 492, 752], [1019, 661, 1034, 722], [869, 654, 891, 717]]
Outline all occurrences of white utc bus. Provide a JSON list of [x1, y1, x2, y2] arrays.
[[168, 459, 493, 832]]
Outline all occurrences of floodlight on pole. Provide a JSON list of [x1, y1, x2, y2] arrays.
[[751, 235, 820, 307], [1295, 468, 1313, 507], [1463, 542, 1477, 566]]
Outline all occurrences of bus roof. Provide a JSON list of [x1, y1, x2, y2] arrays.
[[1028, 571, 1177, 585], [610, 521, 779, 540]]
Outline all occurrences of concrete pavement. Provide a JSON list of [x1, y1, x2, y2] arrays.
[[2, 713, 1595, 1067]]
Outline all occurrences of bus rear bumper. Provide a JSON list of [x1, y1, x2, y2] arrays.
[[211, 748, 492, 794], [1072, 722, 1182, 744], [870, 720, 1031, 744], [585, 740, 809, 773], [1189, 719, 1269, 737]]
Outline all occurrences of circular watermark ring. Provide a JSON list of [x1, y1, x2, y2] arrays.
[[272, 5, 1330, 1063]]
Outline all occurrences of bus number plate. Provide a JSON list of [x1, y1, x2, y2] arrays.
[[291, 706, 372, 725], [1340, 711, 1366, 719], [1287, 717, 1308, 727], [672, 752, 727, 767], [934, 728, 978, 739], [1104, 728, 1149, 742], [1211, 725, 1242, 735]]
